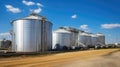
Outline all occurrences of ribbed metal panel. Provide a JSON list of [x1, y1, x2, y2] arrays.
[[12, 14, 52, 52], [52, 29, 73, 50], [78, 32, 92, 47]]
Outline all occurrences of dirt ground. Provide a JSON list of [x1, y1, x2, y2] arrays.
[[58, 49, 120, 67], [0, 49, 119, 67]]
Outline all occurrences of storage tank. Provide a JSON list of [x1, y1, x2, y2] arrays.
[[78, 32, 92, 47], [52, 29, 73, 50], [11, 13, 52, 52], [96, 33, 105, 45], [59, 27, 79, 48], [91, 34, 99, 46]]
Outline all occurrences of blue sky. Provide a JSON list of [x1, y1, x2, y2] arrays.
[[0, 0, 120, 44]]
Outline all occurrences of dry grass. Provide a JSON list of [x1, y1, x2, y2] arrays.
[[0, 49, 119, 67]]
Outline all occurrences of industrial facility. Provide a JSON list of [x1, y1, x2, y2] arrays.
[[1, 13, 118, 53], [52, 27, 106, 50], [0, 33, 12, 52]]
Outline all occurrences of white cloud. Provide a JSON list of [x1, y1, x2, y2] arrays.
[[5, 5, 21, 13], [80, 24, 90, 32], [33, 8, 42, 14], [22, 0, 43, 13], [80, 24, 88, 30], [36, 3, 43, 7], [71, 14, 77, 19], [101, 23, 120, 29], [22, 0, 35, 6], [0, 32, 10, 36], [0, 32, 11, 40]]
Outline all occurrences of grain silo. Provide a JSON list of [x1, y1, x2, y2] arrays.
[[91, 34, 99, 46], [59, 27, 79, 49], [52, 28, 73, 50], [91, 33, 105, 48], [78, 32, 92, 47], [11, 13, 52, 52], [96, 33, 105, 45]]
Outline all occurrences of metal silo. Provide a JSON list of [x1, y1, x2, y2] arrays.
[[91, 34, 99, 46], [52, 29, 73, 50], [59, 27, 79, 49], [78, 32, 92, 47], [96, 33, 105, 45], [11, 13, 52, 52]]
